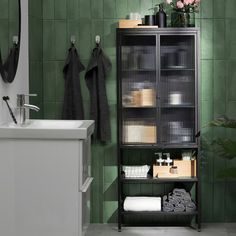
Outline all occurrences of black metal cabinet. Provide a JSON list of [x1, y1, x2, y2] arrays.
[[117, 28, 200, 231]]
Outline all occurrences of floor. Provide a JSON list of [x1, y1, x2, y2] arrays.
[[86, 223, 236, 236]]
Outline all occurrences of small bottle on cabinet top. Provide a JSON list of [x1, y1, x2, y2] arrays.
[[156, 4, 167, 28]]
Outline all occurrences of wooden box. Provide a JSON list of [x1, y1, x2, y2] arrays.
[[153, 160, 197, 178], [142, 125, 156, 143], [173, 160, 196, 177], [153, 165, 177, 178], [119, 20, 142, 28]]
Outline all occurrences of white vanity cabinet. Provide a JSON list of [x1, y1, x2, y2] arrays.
[[0, 120, 94, 236]]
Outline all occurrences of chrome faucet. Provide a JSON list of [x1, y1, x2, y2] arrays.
[[17, 94, 40, 124]]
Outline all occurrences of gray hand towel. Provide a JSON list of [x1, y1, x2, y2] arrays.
[[174, 203, 185, 212]]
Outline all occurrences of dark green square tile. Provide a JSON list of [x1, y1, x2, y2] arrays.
[[55, 61, 65, 102], [225, 0, 236, 19], [43, 61, 56, 102], [43, 20, 55, 60], [201, 0, 213, 19], [104, 0, 116, 18], [201, 19, 213, 59], [213, 19, 225, 60], [225, 19, 236, 59], [0, 0, 8, 19], [116, 0, 128, 19], [44, 102, 56, 119], [9, 0, 19, 20], [43, 0, 54, 19], [29, 17, 43, 61], [29, 61, 43, 99], [201, 59, 213, 101], [79, 18, 92, 60], [201, 100, 213, 126], [54, 102, 63, 119], [227, 60, 236, 101], [214, 60, 226, 102], [103, 20, 117, 57], [28, 0, 42, 18], [79, 0, 91, 18], [67, 0, 79, 20], [54, 20, 67, 60], [201, 182, 213, 222], [214, 0, 225, 18], [227, 101, 236, 118], [127, 0, 141, 14], [91, 0, 103, 19], [55, 0, 67, 19], [107, 81, 116, 105]]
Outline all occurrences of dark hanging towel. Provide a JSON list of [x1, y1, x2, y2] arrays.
[[0, 50, 7, 82], [85, 45, 112, 142], [62, 45, 85, 120], [3, 43, 19, 83]]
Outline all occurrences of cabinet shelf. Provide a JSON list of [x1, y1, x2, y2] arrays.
[[120, 144, 198, 149], [121, 210, 198, 216], [122, 69, 156, 73], [121, 176, 198, 183], [161, 104, 195, 108], [161, 68, 195, 72], [122, 106, 156, 109]]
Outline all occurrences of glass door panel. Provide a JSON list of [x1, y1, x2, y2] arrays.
[[160, 35, 196, 145], [120, 35, 157, 145]]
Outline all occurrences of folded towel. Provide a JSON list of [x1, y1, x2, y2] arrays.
[[124, 197, 161, 212], [163, 201, 174, 212], [186, 201, 196, 212], [168, 195, 181, 206], [174, 203, 185, 212], [163, 195, 168, 201], [123, 165, 150, 178]]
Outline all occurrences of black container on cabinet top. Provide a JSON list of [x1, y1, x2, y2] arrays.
[[156, 4, 167, 27], [144, 15, 156, 25]]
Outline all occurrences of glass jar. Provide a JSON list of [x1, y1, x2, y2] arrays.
[[188, 12, 195, 27]]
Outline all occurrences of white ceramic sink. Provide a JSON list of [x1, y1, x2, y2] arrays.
[[0, 119, 95, 139]]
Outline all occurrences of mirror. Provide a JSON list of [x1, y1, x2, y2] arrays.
[[0, 0, 21, 83]]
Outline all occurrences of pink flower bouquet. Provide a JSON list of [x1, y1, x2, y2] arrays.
[[166, 0, 201, 12]]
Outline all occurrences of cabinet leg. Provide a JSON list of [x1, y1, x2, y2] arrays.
[[118, 223, 122, 232]]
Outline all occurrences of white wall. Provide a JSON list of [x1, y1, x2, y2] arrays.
[[0, 0, 28, 125]]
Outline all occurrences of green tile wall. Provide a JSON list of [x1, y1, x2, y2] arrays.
[[28, 0, 236, 223], [29, 0, 43, 118]]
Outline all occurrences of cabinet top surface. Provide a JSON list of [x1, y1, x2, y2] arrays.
[[117, 27, 200, 34]]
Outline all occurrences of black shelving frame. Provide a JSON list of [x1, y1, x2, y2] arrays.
[[117, 28, 201, 232]]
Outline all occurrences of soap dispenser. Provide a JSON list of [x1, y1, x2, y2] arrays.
[[156, 4, 166, 28], [155, 152, 164, 166], [164, 153, 173, 166]]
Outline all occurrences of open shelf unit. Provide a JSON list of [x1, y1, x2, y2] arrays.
[[117, 28, 200, 231]]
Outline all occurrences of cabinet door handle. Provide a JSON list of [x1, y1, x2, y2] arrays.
[[80, 177, 93, 193]]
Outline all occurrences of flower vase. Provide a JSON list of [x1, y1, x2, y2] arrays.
[[171, 11, 195, 27]]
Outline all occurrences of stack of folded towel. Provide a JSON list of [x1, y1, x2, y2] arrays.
[[123, 165, 150, 178], [124, 196, 161, 212], [162, 188, 196, 213]]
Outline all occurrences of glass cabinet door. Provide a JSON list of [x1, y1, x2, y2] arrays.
[[160, 35, 196, 145], [120, 35, 157, 145]]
